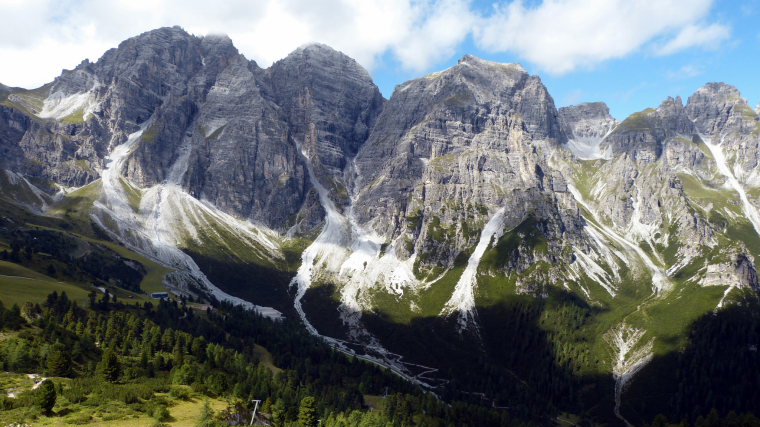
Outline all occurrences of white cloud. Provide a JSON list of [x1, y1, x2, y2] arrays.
[[473, 0, 727, 74], [655, 23, 730, 56], [393, 0, 477, 71], [0, 0, 472, 88], [666, 64, 704, 79], [0, 0, 730, 89]]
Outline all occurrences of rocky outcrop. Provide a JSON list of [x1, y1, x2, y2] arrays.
[[0, 103, 100, 186], [353, 55, 579, 275], [559, 102, 616, 141], [703, 252, 759, 290], [601, 96, 696, 162], [0, 106, 32, 172], [268, 44, 385, 194], [558, 102, 617, 160], [686, 83, 755, 136], [686, 83, 760, 185]]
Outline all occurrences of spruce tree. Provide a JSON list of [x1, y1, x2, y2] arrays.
[[196, 400, 215, 427], [47, 342, 71, 377], [88, 290, 97, 309], [298, 396, 318, 427], [99, 349, 121, 383], [34, 379, 56, 415], [271, 398, 286, 427]]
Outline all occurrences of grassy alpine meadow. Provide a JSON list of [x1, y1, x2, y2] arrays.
[[0, 371, 227, 427]]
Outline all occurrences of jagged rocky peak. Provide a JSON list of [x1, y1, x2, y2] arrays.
[[101, 26, 203, 67], [559, 102, 615, 134], [457, 54, 527, 73], [558, 102, 618, 160], [47, 59, 96, 95], [283, 43, 370, 73], [267, 42, 384, 189], [354, 53, 560, 210], [99, 26, 239, 96], [655, 95, 696, 135], [558, 102, 617, 159], [423, 54, 537, 105], [0, 27, 390, 233], [200, 32, 237, 53], [380, 53, 563, 145], [34, 25, 242, 143], [269, 42, 378, 89], [595, 83, 759, 163], [352, 53, 576, 275], [49, 27, 237, 97], [600, 94, 699, 162], [83, 27, 201, 104], [109, 28, 254, 187], [688, 82, 743, 106], [686, 82, 758, 135]]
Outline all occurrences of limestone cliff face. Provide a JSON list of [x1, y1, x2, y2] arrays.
[[559, 102, 617, 141], [554, 83, 760, 293], [601, 96, 696, 162], [558, 102, 617, 159], [353, 55, 580, 276], [1, 27, 759, 317], [686, 83, 757, 136], [267, 44, 385, 193], [0, 27, 383, 233], [686, 82, 760, 185]]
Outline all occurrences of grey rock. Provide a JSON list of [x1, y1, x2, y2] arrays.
[[353, 55, 578, 275], [1, 27, 383, 233], [601, 96, 696, 162], [2, 28, 760, 319], [686, 82, 755, 135], [267, 43, 384, 195], [559, 101, 616, 141]]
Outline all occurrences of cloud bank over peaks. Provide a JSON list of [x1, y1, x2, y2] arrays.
[[0, 0, 731, 89], [474, 0, 730, 74]]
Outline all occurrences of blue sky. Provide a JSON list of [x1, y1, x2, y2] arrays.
[[0, 0, 757, 120], [371, 0, 760, 119]]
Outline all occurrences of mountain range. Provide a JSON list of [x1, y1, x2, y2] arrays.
[[2, 26, 760, 424]]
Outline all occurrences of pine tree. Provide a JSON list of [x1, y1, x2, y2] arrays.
[[34, 379, 56, 415], [99, 349, 121, 383], [196, 400, 215, 427], [47, 342, 71, 377], [298, 396, 318, 427], [88, 290, 97, 309], [271, 398, 286, 427]]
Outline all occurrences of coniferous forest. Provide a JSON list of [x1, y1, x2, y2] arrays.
[[1, 288, 760, 426], [0, 291, 519, 426]]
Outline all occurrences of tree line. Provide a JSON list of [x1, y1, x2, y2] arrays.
[[0, 292, 524, 426]]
